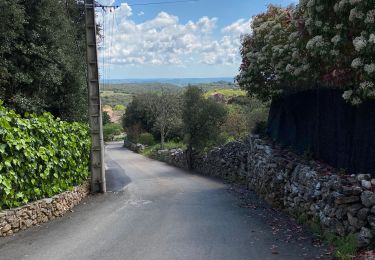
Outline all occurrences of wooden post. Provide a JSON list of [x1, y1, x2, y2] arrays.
[[84, 0, 106, 193]]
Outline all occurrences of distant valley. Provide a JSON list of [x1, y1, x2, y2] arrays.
[[102, 77, 235, 86], [100, 79, 239, 107]]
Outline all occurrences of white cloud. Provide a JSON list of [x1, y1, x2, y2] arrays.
[[222, 18, 252, 35], [200, 18, 252, 65], [116, 3, 132, 17], [138, 11, 145, 16], [98, 0, 115, 6], [98, 4, 252, 67]]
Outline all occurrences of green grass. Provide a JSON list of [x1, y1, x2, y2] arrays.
[[203, 88, 246, 98], [309, 220, 322, 235], [325, 233, 357, 260], [100, 91, 133, 107], [305, 219, 357, 260]]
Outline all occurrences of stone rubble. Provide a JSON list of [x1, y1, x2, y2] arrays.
[[147, 135, 375, 247], [0, 182, 89, 237]]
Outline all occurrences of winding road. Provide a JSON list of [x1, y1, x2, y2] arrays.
[[0, 142, 329, 260]]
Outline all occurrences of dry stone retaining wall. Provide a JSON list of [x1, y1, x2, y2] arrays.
[[0, 182, 89, 237], [155, 136, 375, 247]]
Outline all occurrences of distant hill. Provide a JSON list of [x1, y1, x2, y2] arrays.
[[101, 83, 181, 94], [103, 77, 234, 86], [100, 80, 240, 107]]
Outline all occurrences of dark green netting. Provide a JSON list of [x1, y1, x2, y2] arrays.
[[268, 89, 375, 175]]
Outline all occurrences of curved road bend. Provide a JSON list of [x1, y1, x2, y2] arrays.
[[0, 142, 329, 260]]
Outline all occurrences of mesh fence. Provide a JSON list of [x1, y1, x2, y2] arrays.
[[268, 89, 375, 175]]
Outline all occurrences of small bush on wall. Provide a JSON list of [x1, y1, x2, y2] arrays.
[[0, 101, 90, 209]]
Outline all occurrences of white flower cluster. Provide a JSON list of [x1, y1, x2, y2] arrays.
[[342, 90, 353, 100], [237, 1, 375, 104], [359, 81, 374, 90], [336, 24, 344, 30], [364, 64, 375, 74], [349, 0, 362, 5], [334, 0, 348, 13], [306, 36, 325, 49], [331, 35, 341, 45], [351, 58, 363, 69], [349, 8, 364, 21], [351, 97, 362, 105], [365, 10, 375, 24], [353, 36, 367, 51], [370, 34, 375, 44]]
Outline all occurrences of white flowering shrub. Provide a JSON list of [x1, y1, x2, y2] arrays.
[[237, 1, 375, 103]]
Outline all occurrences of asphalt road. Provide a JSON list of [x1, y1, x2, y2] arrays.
[[0, 142, 329, 260]]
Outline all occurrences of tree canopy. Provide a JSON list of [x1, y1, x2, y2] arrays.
[[0, 0, 87, 121], [182, 86, 227, 151], [237, 1, 375, 104], [122, 91, 182, 146]]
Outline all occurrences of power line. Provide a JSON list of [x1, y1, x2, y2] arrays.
[[108, 9, 115, 85], [101, 7, 106, 90], [96, 0, 199, 83], [95, 0, 199, 9]]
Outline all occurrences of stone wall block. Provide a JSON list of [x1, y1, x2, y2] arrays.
[[0, 182, 89, 237]]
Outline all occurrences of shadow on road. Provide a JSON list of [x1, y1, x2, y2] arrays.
[[105, 158, 131, 192]]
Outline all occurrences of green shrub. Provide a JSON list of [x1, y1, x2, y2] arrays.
[[125, 123, 142, 143], [139, 132, 155, 146], [0, 101, 90, 209], [114, 104, 126, 111], [102, 111, 111, 125], [103, 123, 123, 141]]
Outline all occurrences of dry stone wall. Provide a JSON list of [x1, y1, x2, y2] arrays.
[[123, 140, 145, 153], [156, 136, 375, 247], [0, 182, 89, 237]]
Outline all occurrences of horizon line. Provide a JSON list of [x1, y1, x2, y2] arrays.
[[102, 76, 235, 80]]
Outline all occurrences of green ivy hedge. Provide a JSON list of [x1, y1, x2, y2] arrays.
[[0, 101, 90, 209]]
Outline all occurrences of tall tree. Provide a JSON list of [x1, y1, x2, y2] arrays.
[[152, 88, 182, 149], [122, 93, 158, 136], [0, 0, 87, 121], [182, 86, 227, 169], [122, 91, 182, 148]]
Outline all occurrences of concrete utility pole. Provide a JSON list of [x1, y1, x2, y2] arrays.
[[84, 0, 106, 193]]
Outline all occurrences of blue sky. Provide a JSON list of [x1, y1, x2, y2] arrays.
[[97, 0, 296, 79]]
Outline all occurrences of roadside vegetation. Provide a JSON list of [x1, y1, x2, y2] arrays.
[[103, 123, 123, 142], [0, 0, 87, 122], [237, 3, 375, 105], [0, 102, 90, 209], [120, 84, 268, 166], [236, 2, 375, 258], [142, 141, 186, 158], [0, 1, 91, 209], [100, 81, 237, 107], [101, 92, 133, 107]]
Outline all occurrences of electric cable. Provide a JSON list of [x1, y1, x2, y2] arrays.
[[108, 8, 115, 85], [95, 0, 199, 8]]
